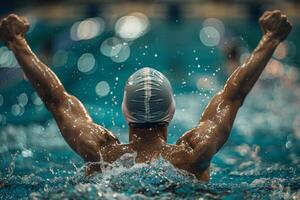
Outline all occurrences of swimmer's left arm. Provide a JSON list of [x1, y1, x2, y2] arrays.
[[190, 11, 292, 154], [176, 95, 240, 165], [177, 10, 292, 166], [223, 10, 292, 101]]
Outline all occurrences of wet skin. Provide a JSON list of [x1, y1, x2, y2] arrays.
[[0, 10, 291, 181]]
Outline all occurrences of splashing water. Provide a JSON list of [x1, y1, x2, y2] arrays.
[[1, 66, 300, 200], [1, 148, 300, 199], [1, 96, 300, 200], [1, 89, 300, 200]]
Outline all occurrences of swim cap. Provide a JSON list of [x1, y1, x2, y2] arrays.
[[122, 67, 175, 125]]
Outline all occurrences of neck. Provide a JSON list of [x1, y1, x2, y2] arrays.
[[129, 125, 168, 147]]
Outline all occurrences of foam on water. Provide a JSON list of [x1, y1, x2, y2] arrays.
[[1, 149, 299, 199], [1, 73, 300, 199]]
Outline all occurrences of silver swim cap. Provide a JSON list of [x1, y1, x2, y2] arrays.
[[122, 67, 175, 125]]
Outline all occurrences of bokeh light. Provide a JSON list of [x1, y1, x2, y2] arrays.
[[199, 17, 224, 47], [286, 66, 299, 83], [31, 92, 43, 106], [17, 93, 28, 107], [53, 50, 68, 67], [77, 53, 96, 73], [115, 12, 149, 41], [196, 75, 219, 90], [199, 26, 221, 47], [100, 37, 123, 57], [95, 81, 110, 97], [203, 18, 225, 35], [100, 37, 130, 63], [274, 42, 288, 60], [70, 17, 105, 41], [111, 43, 130, 63], [0, 47, 19, 68], [265, 59, 284, 78], [11, 104, 23, 116]]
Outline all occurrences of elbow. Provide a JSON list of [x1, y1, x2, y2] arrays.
[[45, 90, 69, 111], [77, 139, 101, 162], [223, 81, 246, 104], [190, 140, 217, 165]]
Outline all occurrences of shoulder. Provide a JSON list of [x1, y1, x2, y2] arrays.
[[161, 144, 194, 168], [168, 122, 219, 166], [176, 121, 217, 148], [88, 124, 120, 146], [73, 123, 121, 162], [161, 143, 212, 174]]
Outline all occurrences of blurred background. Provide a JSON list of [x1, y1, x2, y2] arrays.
[[0, 0, 300, 179]]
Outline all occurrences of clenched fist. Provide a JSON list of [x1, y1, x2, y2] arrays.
[[259, 10, 292, 42], [0, 14, 29, 45]]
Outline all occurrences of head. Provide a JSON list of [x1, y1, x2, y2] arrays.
[[122, 67, 175, 141]]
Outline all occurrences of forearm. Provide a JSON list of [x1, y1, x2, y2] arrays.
[[9, 37, 66, 107], [224, 34, 280, 99]]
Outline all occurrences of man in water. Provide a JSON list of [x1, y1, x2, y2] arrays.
[[0, 10, 291, 181]]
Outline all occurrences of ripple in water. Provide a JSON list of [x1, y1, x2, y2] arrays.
[[1, 75, 300, 199]]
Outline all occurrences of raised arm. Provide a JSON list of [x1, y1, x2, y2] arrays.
[[177, 10, 292, 165], [0, 14, 120, 163]]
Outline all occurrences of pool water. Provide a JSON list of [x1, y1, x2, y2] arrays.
[[1, 83, 300, 199], [0, 18, 300, 199]]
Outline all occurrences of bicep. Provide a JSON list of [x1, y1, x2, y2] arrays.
[[177, 72, 247, 164], [176, 122, 220, 163], [62, 122, 118, 162], [200, 90, 242, 135], [178, 92, 242, 163], [49, 93, 92, 123]]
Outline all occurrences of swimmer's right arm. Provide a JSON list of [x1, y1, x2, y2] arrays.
[[0, 14, 120, 163], [0, 14, 67, 114]]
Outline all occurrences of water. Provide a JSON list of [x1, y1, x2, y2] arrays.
[[1, 80, 300, 199], [0, 17, 300, 199], [1, 144, 299, 199]]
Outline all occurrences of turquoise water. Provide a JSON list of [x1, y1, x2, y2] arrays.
[[1, 19, 300, 199], [1, 87, 300, 199]]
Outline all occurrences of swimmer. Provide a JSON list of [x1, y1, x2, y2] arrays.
[[0, 10, 291, 181]]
